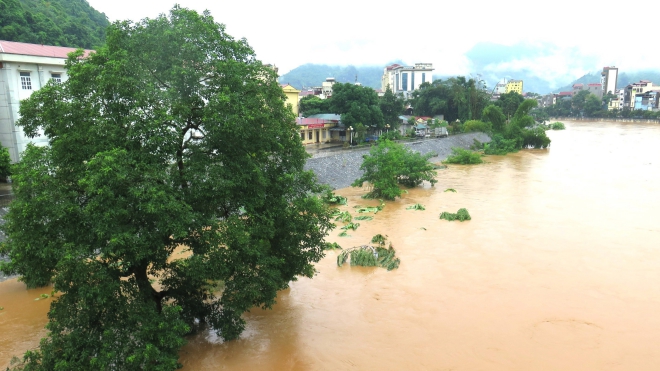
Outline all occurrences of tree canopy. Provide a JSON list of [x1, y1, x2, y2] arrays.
[[0, 0, 109, 48], [0, 7, 333, 370], [409, 77, 490, 122], [379, 85, 405, 130], [352, 140, 437, 200], [330, 82, 385, 129]]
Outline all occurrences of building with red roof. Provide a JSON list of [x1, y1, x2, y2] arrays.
[[0, 40, 95, 162]]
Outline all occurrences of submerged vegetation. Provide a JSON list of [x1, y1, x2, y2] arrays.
[[549, 121, 566, 130], [443, 147, 484, 164], [439, 208, 472, 221], [337, 235, 400, 271], [324, 242, 343, 250], [406, 204, 426, 210], [322, 190, 348, 205]]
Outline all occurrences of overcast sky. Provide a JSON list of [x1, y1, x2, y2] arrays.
[[86, 0, 657, 82]]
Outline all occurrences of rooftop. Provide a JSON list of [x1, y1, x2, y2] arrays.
[[0, 40, 93, 58]]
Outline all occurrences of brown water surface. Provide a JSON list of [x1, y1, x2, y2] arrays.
[[2, 120, 660, 370]]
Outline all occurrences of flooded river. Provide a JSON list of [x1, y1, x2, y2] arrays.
[[2, 120, 660, 370]]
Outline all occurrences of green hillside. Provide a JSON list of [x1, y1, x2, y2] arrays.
[[279, 64, 385, 90], [0, 0, 109, 49]]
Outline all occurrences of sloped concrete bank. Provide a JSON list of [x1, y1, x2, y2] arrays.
[[304, 132, 491, 190]]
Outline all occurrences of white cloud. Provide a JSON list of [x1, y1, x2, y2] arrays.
[[86, 0, 659, 81]]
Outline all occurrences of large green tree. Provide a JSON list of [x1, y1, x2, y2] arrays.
[[352, 140, 437, 200], [379, 85, 404, 130], [299, 95, 330, 116], [330, 82, 384, 129], [0, 7, 333, 370]]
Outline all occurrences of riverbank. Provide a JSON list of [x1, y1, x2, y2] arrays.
[[304, 132, 491, 190], [0, 133, 490, 283], [552, 117, 660, 123]]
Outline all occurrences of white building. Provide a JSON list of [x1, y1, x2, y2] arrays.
[[381, 63, 434, 97], [0, 40, 93, 162], [601, 66, 618, 95]]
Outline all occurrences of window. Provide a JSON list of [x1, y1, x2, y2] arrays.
[[308, 131, 312, 140], [402, 73, 408, 91], [51, 73, 62, 83], [20, 72, 32, 90], [422, 73, 426, 84], [411, 73, 415, 90], [322, 130, 327, 139], [300, 132, 305, 140]]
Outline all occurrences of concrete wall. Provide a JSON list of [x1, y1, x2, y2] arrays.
[[0, 55, 64, 162]]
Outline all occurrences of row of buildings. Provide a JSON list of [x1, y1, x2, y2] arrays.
[[539, 66, 660, 111]]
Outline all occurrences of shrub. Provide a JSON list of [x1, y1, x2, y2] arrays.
[[463, 120, 491, 133], [550, 122, 566, 130], [443, 147, 483, 164], [439, 208, 471, 221]]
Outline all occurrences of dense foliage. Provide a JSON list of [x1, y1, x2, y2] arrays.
[[443, 147, 483, 164], [481, 98, 551, 154], [0, 0, 109, 48], [352, 140, 437, 200], [0, 7, 334, 370], [299, 95, 330, 116], [330, 82, 385, 129], [0, 145, 11, 182], [409, 77, 490, 122]]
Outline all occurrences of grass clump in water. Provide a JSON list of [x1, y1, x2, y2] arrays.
[[334, 211, 352, 223], [439, 208, 471, 221], [550, 121, 565, 130], [406, 203, 425, 210], [321, 190, 348, 205], [337, 243, 400, 271], [444, 188, 457, 193], [341, 222, 360, 231], [354, 215, 374, 221], [443, 147, 483, 165], [324, 242, 342, 250]]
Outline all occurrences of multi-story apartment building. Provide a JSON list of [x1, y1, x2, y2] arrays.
[[381, 63, 434, 97], [0, 40, 93, 162], [624, 80, 658, 108], [505, 80, 523, 94], [586, 83, 603, 98]]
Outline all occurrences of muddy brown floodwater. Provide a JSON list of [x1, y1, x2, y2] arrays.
[[2, 120, 660, 370]]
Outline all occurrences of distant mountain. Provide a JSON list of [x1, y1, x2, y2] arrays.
[[279, 64, 386, 90], [0, 0, 109, 49]]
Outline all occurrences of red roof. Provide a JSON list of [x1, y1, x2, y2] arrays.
[[573, 83, 583, 87], [558, 91, 573, 96], [587, 83, 601, 86], [296, 118, 331, 126], [0, 40, 93, 58]]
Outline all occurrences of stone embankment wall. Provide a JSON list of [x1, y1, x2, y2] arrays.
[[305, 132, 491, 190]]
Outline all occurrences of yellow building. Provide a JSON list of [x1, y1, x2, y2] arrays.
[[280, 84, 301, 116], [505, 80, 523, 94], [297, 118, 338, 145]]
